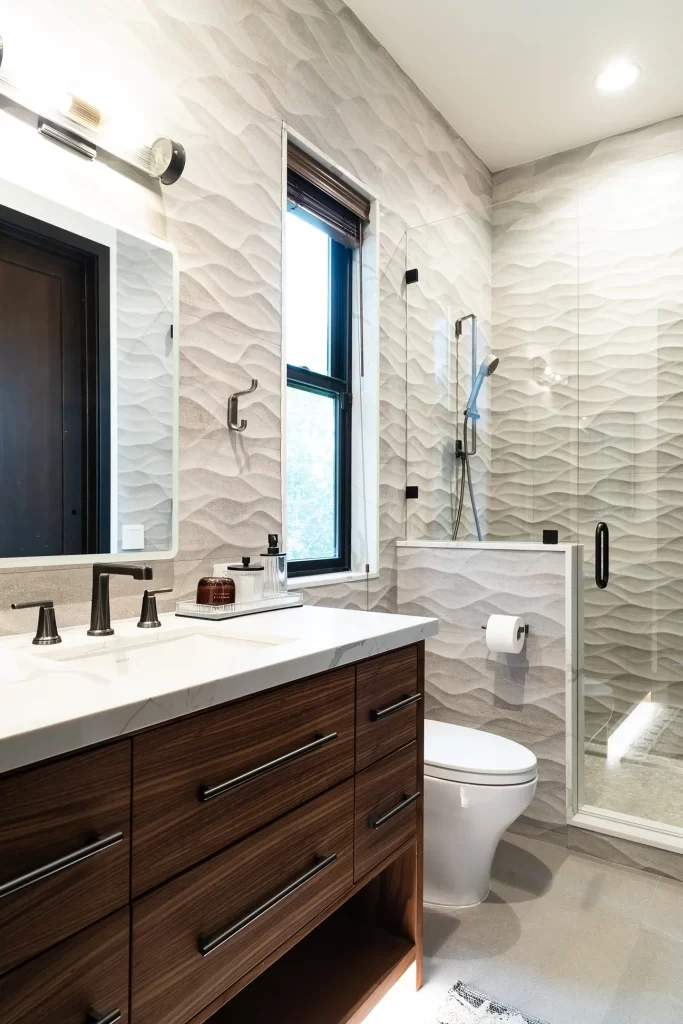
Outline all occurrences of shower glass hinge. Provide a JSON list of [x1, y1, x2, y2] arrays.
[[340, 392, 353, 411], [405, 268, 419, 285]]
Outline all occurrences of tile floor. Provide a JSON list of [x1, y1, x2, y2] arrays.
[[366, 832, 683, 1024]]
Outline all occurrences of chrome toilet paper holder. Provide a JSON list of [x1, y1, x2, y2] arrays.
[[481, 623, 529, 640]]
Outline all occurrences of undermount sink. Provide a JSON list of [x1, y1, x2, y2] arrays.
[[30, 628, 293, 679]]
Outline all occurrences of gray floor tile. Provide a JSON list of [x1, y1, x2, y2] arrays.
[[643, 877, 683, 943], [604, 914, 683, 1024], [366, 833, 677, 1024]]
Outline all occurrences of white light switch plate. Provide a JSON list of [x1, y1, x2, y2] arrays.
[[122, 524, 145, 550]]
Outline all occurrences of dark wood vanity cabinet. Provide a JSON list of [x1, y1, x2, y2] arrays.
[[0, 742, 131, 975], [0, 641, 424, 1024], [132, 666, 356, 894]]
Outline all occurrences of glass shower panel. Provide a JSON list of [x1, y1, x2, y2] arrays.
[[403, 144, 683, 843], [578, 152, 683, 828], [405, 206, 493, 541], [405, 190, 579, 546], [490, 186, 579, 543]]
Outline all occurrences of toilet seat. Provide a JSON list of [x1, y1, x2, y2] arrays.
[[424, 720, 537, 786]]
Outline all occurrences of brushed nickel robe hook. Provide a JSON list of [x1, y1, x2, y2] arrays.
[[227, 379, 258, 432]]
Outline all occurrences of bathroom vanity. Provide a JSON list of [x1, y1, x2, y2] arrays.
[[0, 606, 437, 1024]]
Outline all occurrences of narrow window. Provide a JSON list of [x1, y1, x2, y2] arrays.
[[285, 145, 369, 576]]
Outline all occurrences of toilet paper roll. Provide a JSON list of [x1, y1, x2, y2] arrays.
[[485, 614, 525, 654]]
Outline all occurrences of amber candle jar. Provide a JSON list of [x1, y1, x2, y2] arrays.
[[196, 576, 235, 606]]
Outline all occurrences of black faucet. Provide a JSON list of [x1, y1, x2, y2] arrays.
[[88, 563, 153, 637]]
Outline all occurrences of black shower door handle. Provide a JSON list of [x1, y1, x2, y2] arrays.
[[595, 522, 609, 589]]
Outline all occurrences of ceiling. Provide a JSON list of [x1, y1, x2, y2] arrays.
[[345, 0, 683, 171]]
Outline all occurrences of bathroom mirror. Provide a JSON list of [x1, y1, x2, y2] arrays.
[[0, 178, 178, 566]]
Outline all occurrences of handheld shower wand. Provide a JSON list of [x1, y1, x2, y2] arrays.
[[465, 353, 500, 421], [452, 312, 499, 542]]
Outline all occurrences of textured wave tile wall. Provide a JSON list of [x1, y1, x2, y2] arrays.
[[0, 0, 490, 617], [567, 825, 683, 883], [489, 184, 580, 543], [116, 231, 175, 552], [284, 0, 492, 611], [397, 545, 568, 831], [491, 124, 683, 826]]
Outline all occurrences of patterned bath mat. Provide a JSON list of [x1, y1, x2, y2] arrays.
[[437, 982, 549, 1024]]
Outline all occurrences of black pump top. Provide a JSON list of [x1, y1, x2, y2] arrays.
[[262, 533, 286, 557]]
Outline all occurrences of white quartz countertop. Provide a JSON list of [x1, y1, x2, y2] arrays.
[[0, 605, 438, 774]]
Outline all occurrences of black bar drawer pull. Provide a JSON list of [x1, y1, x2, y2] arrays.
[[87, 1010, 122, 1024], [0, 831, 124, 901], [198, 853, 338, 956], [198, 732, 338, 802], [595, 521, 610, 590], [368, 791, 420, 830], [369, 693, 422, 722]]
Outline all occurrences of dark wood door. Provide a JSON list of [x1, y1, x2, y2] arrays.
[[0, 225, 102, 555]]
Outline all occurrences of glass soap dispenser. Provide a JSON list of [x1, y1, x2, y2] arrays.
[[261, 534, 288, 597]]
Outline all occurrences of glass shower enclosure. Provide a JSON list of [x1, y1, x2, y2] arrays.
[[405, 144, 683, 851]]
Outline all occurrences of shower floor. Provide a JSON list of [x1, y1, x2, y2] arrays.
[[583, 702, 683, 827]]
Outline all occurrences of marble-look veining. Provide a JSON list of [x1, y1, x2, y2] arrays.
[[0, 605, 437, 774], [397, 543, 569, 831]]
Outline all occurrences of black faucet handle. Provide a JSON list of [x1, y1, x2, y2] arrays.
[[137, 588, 173, 629], [12, 600, 62, 646]]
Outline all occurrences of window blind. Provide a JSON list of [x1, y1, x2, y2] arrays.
[[287, 144, 370, 248]]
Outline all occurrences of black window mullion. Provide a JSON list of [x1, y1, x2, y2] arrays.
[[287, 364, 345, 395], [286, 207, 355, 578], [330, 241, 353, 382], [331, 239, 352, 574]]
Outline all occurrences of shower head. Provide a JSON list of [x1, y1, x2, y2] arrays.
[[465, 353, 499, 420]]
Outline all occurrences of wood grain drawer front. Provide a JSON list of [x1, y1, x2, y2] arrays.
[[0, 907, 129, 1024], [354, 742, 419, 882], [355, 645, 420, 771], [132, 780, 354, 1024], [132, 666, 354, 894], [0, 742, 131, 975]]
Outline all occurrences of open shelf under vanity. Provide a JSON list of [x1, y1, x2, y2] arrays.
[[199, 845, 419, 1024]]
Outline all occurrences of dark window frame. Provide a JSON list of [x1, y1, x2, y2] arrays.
[[286, 211, 353, 577]]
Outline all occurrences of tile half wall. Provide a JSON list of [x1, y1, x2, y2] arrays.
[[397, 542, 572, 832]]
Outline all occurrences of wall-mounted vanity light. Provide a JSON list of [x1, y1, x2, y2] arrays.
[[37, 117, 97, 159], [147, 136, 186, 186], [0, 35, 186, 186]]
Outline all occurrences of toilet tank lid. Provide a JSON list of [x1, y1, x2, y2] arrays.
[[424, 720, 537, 778]]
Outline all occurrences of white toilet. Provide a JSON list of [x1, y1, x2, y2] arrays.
[[424, 720, 538, 908]]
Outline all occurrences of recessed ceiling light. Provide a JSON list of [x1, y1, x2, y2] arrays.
[[595, 61, 641, 93]]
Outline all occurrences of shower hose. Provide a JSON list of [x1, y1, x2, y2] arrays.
[[452, 413, 483, 542]]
